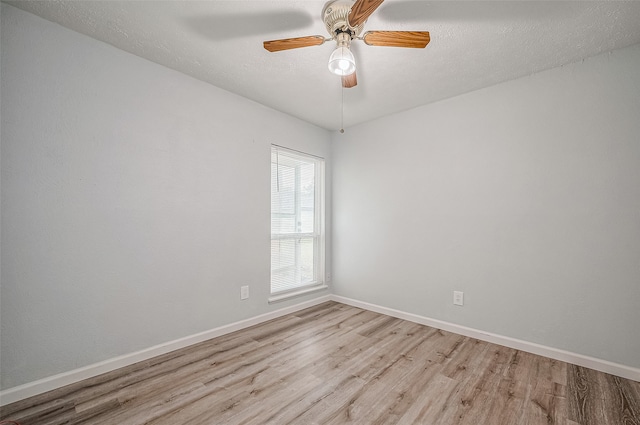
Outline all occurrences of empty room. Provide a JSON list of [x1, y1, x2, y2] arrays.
[[1, 1, 639, 424]]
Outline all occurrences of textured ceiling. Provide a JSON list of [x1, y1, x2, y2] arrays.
[[6, 1, 640, 131]]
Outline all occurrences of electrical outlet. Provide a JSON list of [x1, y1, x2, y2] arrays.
[[453, 291, 464, 306], [326, 273, 332, 282], [241, 285, 249, 300]]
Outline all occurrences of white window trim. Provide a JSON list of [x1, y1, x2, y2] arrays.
[[270, 145, 326, 302], [268, 283, 329, 304]]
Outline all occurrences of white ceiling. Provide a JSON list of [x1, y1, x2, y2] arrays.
[[6, 1, 640, 131]]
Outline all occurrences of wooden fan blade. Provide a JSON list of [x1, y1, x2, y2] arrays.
[[263, 36, 325, 52], [342, 71, 357, 88], [363, 31, 431, 48], [348, 0, 385, 28]]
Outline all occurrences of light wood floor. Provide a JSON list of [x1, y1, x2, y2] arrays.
[[1, 301, 639, 424]]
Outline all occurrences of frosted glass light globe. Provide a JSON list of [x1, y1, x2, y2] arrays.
[[328, 46, 356, 76]]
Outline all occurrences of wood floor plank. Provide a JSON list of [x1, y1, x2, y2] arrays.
[[440, 336, 490, 379], [319, 341, 428, 423], [395, 373, 460, 424], [2, 301, 638, 425], [361, 327, 457, 424], [83, 338, 263, 424], [600, 372, 640, 425], [333, 308, 381, 330], [441, 344, 521, 425], [520, 381, 566, 425], [364, 350, 448, 424], [260, 372, 366, 424], [567, 364, 608, 425]]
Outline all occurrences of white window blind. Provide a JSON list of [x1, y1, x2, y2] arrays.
[[271, 146, 324, 295]]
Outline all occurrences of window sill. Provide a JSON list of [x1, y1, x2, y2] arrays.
[[268, 284, 329, 304]]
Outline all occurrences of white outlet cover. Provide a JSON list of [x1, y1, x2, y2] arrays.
[[241, 286, 249, 300], [453, 291, 464, 306]]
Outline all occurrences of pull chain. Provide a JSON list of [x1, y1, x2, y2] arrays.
[[340, 83, 345, 134]]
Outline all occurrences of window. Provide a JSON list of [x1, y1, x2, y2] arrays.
[[271, 146, 324, 297]]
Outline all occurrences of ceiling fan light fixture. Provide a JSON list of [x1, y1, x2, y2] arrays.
[[263, 0, 430, 91], [328, 46, 356, 76]]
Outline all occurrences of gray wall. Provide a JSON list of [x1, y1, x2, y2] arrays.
[[332, 44, 640, 369], [0, 4, 331, 390]]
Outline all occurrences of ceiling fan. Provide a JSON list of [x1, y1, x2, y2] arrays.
[[263, 0, 430, 88]]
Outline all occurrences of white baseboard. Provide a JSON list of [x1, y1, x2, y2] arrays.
[[0, 295, 331, 406], [331, 295, 640, 382], [3, 293, 638, 406]]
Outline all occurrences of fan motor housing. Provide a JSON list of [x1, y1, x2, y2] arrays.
[[322, 0, 364, 38]]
